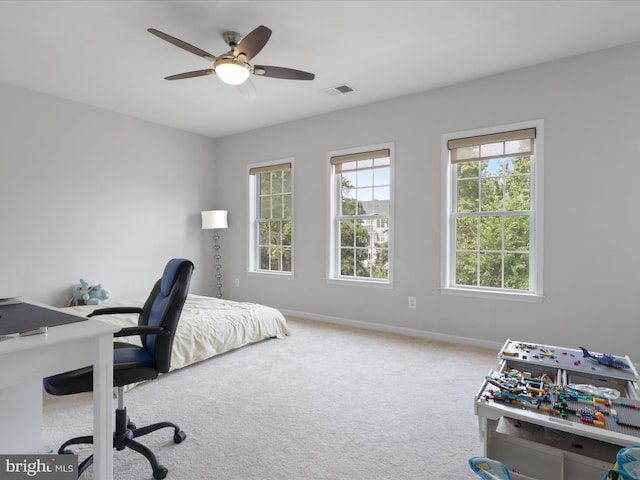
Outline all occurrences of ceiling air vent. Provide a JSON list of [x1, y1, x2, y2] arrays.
[[323, 83, 355, 96]]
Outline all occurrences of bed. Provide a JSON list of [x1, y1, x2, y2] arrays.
[[62, 294, 290, 372]]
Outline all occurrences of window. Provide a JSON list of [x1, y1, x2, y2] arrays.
[[329, 146, 393, 284], [441, 121, 543, 300], [248, 161, 293, 275]]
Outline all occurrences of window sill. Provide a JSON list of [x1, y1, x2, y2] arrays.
[[326, 278, 393, 289], [247, 271, 294, 280], [440, 287, 544, 303]]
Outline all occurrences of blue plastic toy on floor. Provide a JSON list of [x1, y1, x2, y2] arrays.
[[603, 446, 640, 480], [469, 456, 513, 480]]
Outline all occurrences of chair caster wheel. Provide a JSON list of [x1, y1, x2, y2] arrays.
[[153, 466, 168, 479], [173, 430, 186, 443]]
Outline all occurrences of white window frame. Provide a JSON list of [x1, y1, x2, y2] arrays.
[[247, 158, 294, 278], [327, 143, 394, 288], [440, 120, 544, 302]]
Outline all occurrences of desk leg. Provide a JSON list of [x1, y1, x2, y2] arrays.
[[92, 333, 113, 480]]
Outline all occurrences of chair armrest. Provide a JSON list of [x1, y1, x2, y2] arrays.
[[114, 326, 170, 338], [87, 307, 143, 318]]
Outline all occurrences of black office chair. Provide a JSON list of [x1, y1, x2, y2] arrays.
[[44, 258, 194, 480]]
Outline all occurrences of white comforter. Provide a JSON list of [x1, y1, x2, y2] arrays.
[[62, 294, 290, 371]]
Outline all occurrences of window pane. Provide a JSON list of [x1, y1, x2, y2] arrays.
[[272, 171, 283, 194], [283, 169, 292, 193], [504, 216, 529, 251], [356, 248, 372, 277], [505, 253, 529, 290], [269, 247, 282, 270], [456, 252, 477, 286], [457, 179, 479, 213], [283, 193, 292, 217], [260, 196, 271, 219], [506, 155, 530, 174], [457, 162, 479, 179], [505, 175, 530, 211], [342, 171, 357, 188], [340, 219, 354, 247], [456, 217, 477, 250], [358, 169, 373, 187], [480, 216, 502, 250], [340, 248, 354, 275], [373, 167, 390, 186], [481, 177, 503, 212], [272, 194, 283, 218], [481, 158, 503, 177], [341, 175, 357, 215], [372, 247, 389, 279], [259, 221, 269, 245], [260, 247, 270, 270], [374, 186, 390, 203], [260, 174, 270, 195], [269, 221, 280, 245], [282, 247, 292, 272], [479, 252, 502, 288], [355, 219, 368, 246], [357, 188, 373, 211], [282, 220, 292, 246]]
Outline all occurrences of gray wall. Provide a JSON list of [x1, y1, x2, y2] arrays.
[[215, 41, 640, 359], [0, 83, 217, 306], [1, 41, 638, 359]]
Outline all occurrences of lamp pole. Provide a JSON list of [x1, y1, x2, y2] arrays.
[[201, 210, 229, 299], [213, 230, 223, 298]]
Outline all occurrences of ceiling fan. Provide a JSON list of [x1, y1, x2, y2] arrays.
[[147, 25, 315, 100]]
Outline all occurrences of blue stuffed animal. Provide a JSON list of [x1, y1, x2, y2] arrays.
[[69, 278, 111, 306], [85, 283, 111, 305]]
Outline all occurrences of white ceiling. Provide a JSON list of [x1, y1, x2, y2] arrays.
[[2, 1, 640, 139]]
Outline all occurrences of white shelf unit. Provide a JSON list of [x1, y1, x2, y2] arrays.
[[475, 339, 640, 480]]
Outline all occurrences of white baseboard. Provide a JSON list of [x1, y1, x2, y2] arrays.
[[279, 308, 504, 352]]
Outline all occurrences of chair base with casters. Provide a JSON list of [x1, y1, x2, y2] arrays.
[[57, 386, 186, 480]]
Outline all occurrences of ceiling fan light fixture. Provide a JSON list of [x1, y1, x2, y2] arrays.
[[215, 58, 251, 85]]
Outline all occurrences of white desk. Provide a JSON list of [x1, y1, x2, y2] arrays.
[[0, 309, 118, 480]]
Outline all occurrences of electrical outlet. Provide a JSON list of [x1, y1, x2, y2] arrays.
[[235, 278, 240, 287], [408, 296, 416, 308]]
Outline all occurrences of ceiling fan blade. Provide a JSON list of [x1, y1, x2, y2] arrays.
[[233, 25, 272, 61], [236, 78, 257, 101], [165, 69, 215, 80], [253, 65, 315, 81], [148, 28, 217, 61]]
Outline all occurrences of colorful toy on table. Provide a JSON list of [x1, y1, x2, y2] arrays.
[[581, 347, 631, 369], [469, 456, 512, 480]]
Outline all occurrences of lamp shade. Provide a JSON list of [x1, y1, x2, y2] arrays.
[[201, 210, 228, 230], [214, 58, 250, 85]]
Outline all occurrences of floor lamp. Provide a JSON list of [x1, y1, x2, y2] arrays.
[[201, 210, 228, 298]]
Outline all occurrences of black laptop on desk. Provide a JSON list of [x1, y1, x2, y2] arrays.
[[0, 302, 87, 336]]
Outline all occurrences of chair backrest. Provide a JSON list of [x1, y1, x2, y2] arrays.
[[136, 258, 194, 373]]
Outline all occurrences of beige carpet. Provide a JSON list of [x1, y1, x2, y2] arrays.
[[42, 317, 496, 479]]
